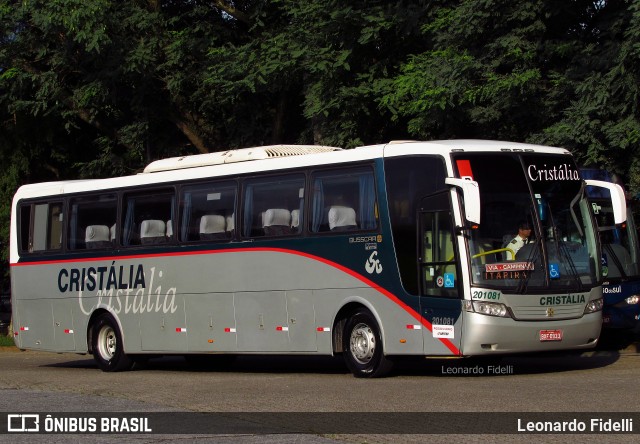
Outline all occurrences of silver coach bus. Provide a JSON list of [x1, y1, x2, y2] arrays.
[[10, 140, 626, 377]]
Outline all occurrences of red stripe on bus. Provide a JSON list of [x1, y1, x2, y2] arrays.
[[11, 247, 461, 355], [284, 249, 460, 355]]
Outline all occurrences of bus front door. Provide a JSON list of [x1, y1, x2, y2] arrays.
[[418, 192, 463, 356]]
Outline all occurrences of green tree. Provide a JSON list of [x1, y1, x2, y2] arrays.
[[531, 1, 640, 195], [379, 0, 564, 140], [204, 0, 428, 148], [2, 0, 640, 285], [0, 0, 256, 176], [378, 0, 640, 194], [0, 0, 256, 280]]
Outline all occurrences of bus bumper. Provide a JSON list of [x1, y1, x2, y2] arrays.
[[460, 311, 602, 355], [602, 306, 640, 330]]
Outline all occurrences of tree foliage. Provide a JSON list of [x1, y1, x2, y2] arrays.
[[530, 1, 640, 192], [1, 0, 640, 280]]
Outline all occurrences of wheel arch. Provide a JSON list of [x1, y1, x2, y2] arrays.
[[332, 298, 385, 354]]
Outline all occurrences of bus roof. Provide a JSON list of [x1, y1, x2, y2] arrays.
[[143, 145, 342, 173], [13, 140, 571, 200]]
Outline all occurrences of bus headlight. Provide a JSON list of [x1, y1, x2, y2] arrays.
[[614, 295, 640, 307], [463, 300, 511, 318], [584, 298, 604, 314], [625, 295, 640, 305]]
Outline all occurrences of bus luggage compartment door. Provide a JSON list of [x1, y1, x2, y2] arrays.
[[235, 291, 290, 352], [14, 299, 55, 350]]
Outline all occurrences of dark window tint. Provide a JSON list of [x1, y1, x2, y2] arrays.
[[122, 191, 174, 246], [19, 205, 31, 252], [310, 168, 377, 233], [384, 156, 447, 295], [242, 175, 305, 237], [181, 182, 237, 242], [23, 202, 64, 252], [68, 194, 117, 250], [419, 196, 459, 299]]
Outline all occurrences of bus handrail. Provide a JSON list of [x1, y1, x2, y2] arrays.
[[472, 248, 514, 259]]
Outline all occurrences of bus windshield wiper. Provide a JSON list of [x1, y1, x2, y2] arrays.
[[558, 240, 584, 290], [603, 243, 628, 279], [547, 200, 583, 291], [514, 234, 541, 294], [515, 205, 542, 294]]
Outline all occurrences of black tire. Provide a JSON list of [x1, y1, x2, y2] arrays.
[[343, 309, 393, 378], [91, 313, 133, 372]]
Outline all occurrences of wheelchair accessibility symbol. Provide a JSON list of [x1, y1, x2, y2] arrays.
[[444, 273, 455, 288], [549, 263, 560, 279]]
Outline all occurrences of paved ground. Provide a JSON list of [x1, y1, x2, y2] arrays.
[[0, 328, 638, 443]]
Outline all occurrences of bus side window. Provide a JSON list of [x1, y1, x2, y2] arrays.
[[68, 194, 117, 250], [180, 181, 237, 242], [122, 191, 174, 246], [242, 175, 305, 238], [310, 168, 377, 233], [19, 204, 32, 252], [25, 202, 63, 252]]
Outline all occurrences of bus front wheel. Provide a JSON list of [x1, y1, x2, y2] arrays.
[[343, 309, 393, 378], [91, 313, 133, 372]]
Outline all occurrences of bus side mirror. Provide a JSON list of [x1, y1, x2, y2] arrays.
[[445, 177, 481, 225], [585, 179, 627, 224]]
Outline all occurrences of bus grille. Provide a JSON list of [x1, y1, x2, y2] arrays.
[[510, 304, 585, 320]]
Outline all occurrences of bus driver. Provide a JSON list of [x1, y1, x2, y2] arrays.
[[505, 221, 532, 260]]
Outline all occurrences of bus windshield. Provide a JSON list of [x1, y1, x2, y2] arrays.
[[584, 180, 640, 281], [457, 153, 599, 292], [600, 206, 640, 280]]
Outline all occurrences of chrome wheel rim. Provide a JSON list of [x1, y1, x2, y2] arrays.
[[97, 325, 116, 360], [349, 322, 376, 365]]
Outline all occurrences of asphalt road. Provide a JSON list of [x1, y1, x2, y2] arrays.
[[0, 331, 638, 443]]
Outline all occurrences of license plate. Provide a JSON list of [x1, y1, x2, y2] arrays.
[[539, 329, 563, 341]]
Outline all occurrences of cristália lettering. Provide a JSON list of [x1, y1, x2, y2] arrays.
[[58, 262, 145, 293]]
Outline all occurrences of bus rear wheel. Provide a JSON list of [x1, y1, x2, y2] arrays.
[[91, 313, 133, 372], [343, 309, 393, 378]]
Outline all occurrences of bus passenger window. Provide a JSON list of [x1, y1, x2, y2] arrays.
[[68, 194, 117, 250], [122, 191, 174, 246], [310, 168, 377, 233], [242, 175, 305, 238], [180, 181, 237, 242], [26, 202, 63, 252], [19, 205, 32, 252]]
